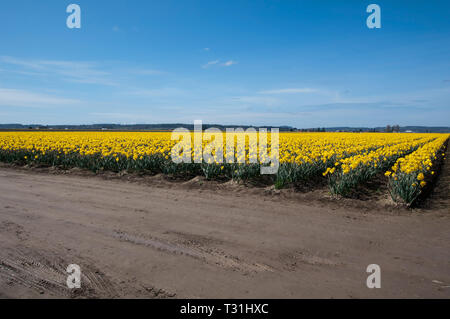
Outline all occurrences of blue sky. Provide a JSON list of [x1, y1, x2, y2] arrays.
[[0, 0, 449, 127]]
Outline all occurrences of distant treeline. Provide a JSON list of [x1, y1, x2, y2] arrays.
[[322, 126, 450, 133], [0, 124, 448, 133]]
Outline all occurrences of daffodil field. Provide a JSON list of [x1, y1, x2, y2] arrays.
[[0, 131, 448, 205]]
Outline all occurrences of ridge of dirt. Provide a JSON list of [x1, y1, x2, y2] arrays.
[[1, 162, 441, 216]]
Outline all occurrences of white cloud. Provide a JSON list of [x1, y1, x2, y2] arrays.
[[0, 56, 44, 69], [204, 48, 210, 51], [259, 88, 319, 94], [0, 56, 117, 86], [202, 60, 220, 69], [223, 60, 237, 67], [112, 26, 120, 32], [202, 60, 238, 68], [0, 88, 80, 108]]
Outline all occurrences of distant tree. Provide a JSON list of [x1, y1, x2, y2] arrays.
[[392, 124, 400, 132], [385, 125, 392, 133]]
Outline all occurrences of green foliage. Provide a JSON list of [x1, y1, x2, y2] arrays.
[[388, 173, 421, 205], [328, 150, 416, 197]]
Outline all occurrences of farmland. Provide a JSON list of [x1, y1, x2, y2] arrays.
[[0, 131, 449, 298], [0, 131, 448, 206]]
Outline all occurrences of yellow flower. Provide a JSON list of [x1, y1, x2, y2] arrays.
[[420, 181, 426, 187], [417, 173, 424, 181]]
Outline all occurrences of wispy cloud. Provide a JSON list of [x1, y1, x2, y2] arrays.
[[222, 60, 237, 67], [112, 26, 120, 32], [0, 88, 80, 108], [202, 60, 220, 69], [202, 59, 238, 68], [0, 56, 117, 86], [259, 88, 318, 94], [0, 56, 43, 69]]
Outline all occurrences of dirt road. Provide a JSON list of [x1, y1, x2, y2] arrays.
[[0, 167, 449, 298]]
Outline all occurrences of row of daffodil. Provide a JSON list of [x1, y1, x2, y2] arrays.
[[386, 134, 449, 204], [322, 135, 439, 196]]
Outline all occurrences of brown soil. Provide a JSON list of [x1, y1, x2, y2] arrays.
[[0, 159, 449, 298]]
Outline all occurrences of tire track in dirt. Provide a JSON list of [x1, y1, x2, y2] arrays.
[[0, 247, 118, 298], [112, 230, 273, 273], [0, 245, 179, 298]]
